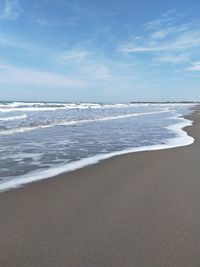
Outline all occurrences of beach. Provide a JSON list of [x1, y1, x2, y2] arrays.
[[0, 107, 200, 266]]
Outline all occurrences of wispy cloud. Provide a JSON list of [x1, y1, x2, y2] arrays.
[[0, 64, 87, 88], [56, 49, 112, 81], [32, 16, 82, 27], [82, 63, 112, 80], [150, 29, 170, 40], [120, 29, 200, 53], [0, 0, 21, 20], [58, 50, 91, 63], [119, 11, 200, 61], [186, 62, 200, 72], [156, 53, 190, 64], [0, 36, 14, 46], [117, 10, 200, 78], [30, 0, 93, 28], [144, 10, 176, 30]]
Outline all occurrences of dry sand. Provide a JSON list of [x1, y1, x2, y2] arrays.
[[0, 108, 200, 266]]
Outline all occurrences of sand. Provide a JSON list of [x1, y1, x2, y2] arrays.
[[0, 108, 200, 266]]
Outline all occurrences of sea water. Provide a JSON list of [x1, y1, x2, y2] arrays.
[[0, 102, 196, 191]]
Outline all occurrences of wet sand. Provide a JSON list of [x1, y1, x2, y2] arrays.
[[0, 108, 200, 266]]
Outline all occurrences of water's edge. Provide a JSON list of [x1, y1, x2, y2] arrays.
[[0, 111, 196, 193]]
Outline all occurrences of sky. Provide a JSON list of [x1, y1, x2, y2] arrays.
[[0, 0, 200, 102]]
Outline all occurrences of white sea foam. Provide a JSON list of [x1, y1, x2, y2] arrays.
[[0, 114, 194, 192], [0, 107, 66, 112], [0, 114, 27, 121], [0, 102, 128, 112], [0, 102, 195, 112], [0, 102, 45, 107], [0, 110, 170, 136]]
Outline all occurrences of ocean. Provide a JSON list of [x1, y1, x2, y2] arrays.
[[0, 101, 196, 191]]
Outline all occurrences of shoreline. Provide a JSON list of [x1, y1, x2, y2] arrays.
[[0, 107, 196, 192], [1, 107, 200, 266]]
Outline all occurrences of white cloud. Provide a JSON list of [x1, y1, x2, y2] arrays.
[[0, 0, 21, 20], [117, 12, 200, 80], [120, 30, 200, 53], [56, 49, 112, 80], [150, 30, 170, 40], [119, 10, 200, 58], [31, 16, 82, 27], [34, 18, 49, 26], [144, 10, 175, 30], [86, 64, 111, 80], [186, 62, 200, 72], [58, 50, 91, 63], [0, 64, 87, 88], [0, 36, 13, 46], [156, 53, 190, 64]]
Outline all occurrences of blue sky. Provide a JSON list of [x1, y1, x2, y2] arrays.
[[0, 0, 200, 102]]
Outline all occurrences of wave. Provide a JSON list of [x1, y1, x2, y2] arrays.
[[0, 107, 68, 112], [0, 102, 45, 108], [0, 115, 194, 192], [0, 110, 169, 136], [0, 102, 195, 113], [0, 114, 27, 121], [0, 102, 129, 112]]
